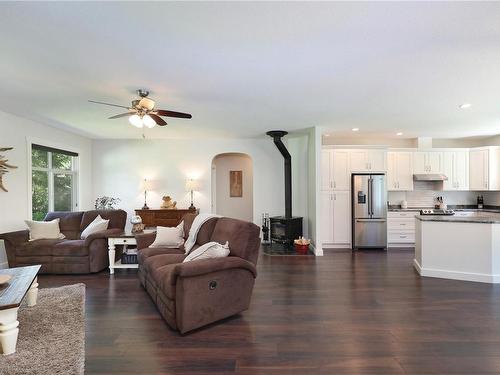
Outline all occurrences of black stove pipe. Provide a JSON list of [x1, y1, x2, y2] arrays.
[[266, 130, 292, 218]]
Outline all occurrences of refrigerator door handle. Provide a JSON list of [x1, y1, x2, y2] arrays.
[[368, 177, 373, 216], [356, 219, 386, 222]]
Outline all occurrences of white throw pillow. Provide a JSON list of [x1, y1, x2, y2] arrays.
[[150, 221, 185, 248], [183, 241, 230, 262], [25, 218, 66, 241], [80, 215, 110, 239]]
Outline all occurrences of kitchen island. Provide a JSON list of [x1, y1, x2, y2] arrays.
[[414, 211, 500, 283]]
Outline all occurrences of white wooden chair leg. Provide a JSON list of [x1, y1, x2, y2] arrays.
[[26, 277, 38, 307], [0, 308, 19, 355]]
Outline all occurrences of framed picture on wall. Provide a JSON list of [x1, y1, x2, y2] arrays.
[[230, 170, 243, 197]]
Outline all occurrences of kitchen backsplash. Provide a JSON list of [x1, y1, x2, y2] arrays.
[[388, 182, 500, 207]]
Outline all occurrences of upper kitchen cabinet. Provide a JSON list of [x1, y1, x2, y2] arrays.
[[413, 151, 443, 174], [469, 147, 500, 191], [321, 149, 350, 191], [349, 149, 386, 172], [443, 151, 469, 190], [321, 149, 333, 191], [387, 151, 413, 191]]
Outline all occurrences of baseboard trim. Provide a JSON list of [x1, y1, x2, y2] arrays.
[[414, 259, 500, 284]]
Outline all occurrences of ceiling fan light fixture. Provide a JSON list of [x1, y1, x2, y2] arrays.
[[129, 114, 143, 128], [142, 114, 156, 128]]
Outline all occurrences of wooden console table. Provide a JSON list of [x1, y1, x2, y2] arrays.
[[135, 208, 198, 227]]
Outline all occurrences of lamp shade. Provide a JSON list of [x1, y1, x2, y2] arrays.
[[185, 179, 199, 192], [142, 114, 156, 128], [142, 178, 152, 191], [129, 114, 143, 128]]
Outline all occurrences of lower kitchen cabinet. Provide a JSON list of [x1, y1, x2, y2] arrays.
[[387, 211, 417, 247], [321, 190, 351, 247]]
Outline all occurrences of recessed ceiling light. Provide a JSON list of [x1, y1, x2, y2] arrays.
[[396, 132, 403, 136], [324, 134, 330, 137], [459, 103, 471, 109], [351, 128, 359, 132]]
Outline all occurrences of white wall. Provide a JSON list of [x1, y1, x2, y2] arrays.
[[0, 110, 93, 233], [91, 138, 284, 230], [0, 110, 92, 266], [212, 153, 253, 222], [288, 133, 310, 239], [306, 126, 322, 255]]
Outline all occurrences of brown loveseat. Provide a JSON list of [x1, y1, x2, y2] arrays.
[[136, 213, 260, 334], [0, 210, 126, 274]]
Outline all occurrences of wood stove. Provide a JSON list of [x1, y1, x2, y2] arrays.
[[266, 130, 303, 244], [270, 216, 303, 244]]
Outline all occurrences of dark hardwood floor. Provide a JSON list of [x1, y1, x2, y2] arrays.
[[39, 248, 500, 374]]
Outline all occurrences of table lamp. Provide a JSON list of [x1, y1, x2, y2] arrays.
[[185, 179, 199, 210], [142, 178, 151, 210]]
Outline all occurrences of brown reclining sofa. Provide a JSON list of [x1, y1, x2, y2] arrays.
[[136, 213, 260, 334], [0, 210, 126, 274]]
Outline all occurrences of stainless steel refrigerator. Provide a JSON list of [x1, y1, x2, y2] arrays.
[[352, 174, 387, 249]]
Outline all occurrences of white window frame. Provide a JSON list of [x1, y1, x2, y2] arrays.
[[27, 138, 80, 219]]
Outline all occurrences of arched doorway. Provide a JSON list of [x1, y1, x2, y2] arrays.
[[211, 153, 253, 221]]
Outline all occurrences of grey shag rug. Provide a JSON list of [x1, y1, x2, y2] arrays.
[[0, 283, 85, 375]]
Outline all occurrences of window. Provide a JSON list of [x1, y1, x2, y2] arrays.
[[31, 144, 78, 220]]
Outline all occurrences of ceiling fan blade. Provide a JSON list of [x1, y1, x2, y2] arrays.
[[88, 100, 130, 109], [155, 109, 192, 119], [108, 112, 134, 119], [149, 113, 167, 126]]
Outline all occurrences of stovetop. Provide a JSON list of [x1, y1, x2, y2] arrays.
[[420, 209, 455, 216]]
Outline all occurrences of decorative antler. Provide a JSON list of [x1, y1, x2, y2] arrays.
[[0, 147, 17, 192]]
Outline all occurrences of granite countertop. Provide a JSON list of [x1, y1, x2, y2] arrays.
[[416, 214, 500, 224], [388, 205, 500, 213]]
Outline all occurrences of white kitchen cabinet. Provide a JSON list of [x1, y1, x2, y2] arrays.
[[413, 151, 443, 174], [469, 149, 489, 190], [387, 152, 413, 191], [332, 150, 350, 190], [321, 191, 351, 247], [443, 151, 469, 190], [387, 211, 417, 247], [320, 191, 334, 243], [469, 147, 500, 191], [321, 149, 333, 191], [349, 149, 386, 172], [332, 191, 351, 244], [321, 149, 350, 191]]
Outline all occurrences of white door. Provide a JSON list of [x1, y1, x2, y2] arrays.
[[332, 191, 351, 244], [470, 149, 488, 190], [320, 191, 333, 244], [413, 152, 427, 174], [454, 151, 469, 190], [396, 152, 413, 191], [350, 150, 368, 172], [387, 152, 398, 190], [332, 150, 350, 190], [321, 150, 332, 191], [427, 152, 443, 173], [367, 150, 386, 171]]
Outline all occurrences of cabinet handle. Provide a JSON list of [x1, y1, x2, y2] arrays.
[[333, 181, 336, 188], [400, 223, 406, 226], [400, 235, 407, 238], [334, 194, 336, 200], [330, 181, 333, 188]]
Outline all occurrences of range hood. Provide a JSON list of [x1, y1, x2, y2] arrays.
[[413, 174, 448, 181]]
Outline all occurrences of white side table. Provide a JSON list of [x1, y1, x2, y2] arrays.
[[108, 230, 155, 274]]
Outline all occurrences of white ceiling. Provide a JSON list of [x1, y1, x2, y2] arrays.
[[1, 2, 500, 139]]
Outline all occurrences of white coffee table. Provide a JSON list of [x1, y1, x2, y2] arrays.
[[107, 231, 154, 275]]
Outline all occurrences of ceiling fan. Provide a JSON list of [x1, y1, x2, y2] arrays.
[[89, 89, 192, 128]]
